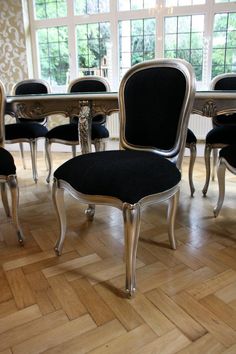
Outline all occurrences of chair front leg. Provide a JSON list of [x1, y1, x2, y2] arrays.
[[30, 140, 38, 183], [72, 145, 76, 158], [94, 139, 106, 152], [1, 183, 10, 217], [213, 158, 226, 217], [123, 202, 141, 298], [167, 191, 179, 250], [45, 139, 52, 183], [188, 143, 196, 197], [52, 180, 67, 256], [7, 175, 24, 245], [202, 144, 212, 196]]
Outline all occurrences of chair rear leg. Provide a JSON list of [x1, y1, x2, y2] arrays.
[[94, 139, 106, 152], [202, 144, 212, 196], [45, 140, 52, 183], [30, 140, 38, 183], [188, 143, 196, 197], [72, 145, 76, 158], [1, 183, 10, 217], [167, 191, 179, 250], [52, 180, 67, 256], [212, 148, 218, 181], [213, 159, 226, 217], [19, 142, 26, 169], [123, 202, 141, 298], [8, 175, 24, 245]]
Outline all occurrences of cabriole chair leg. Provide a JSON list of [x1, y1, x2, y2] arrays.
[[1, 183, 10, 217], [45, 140, 52, 183], [19, 142, 26, 169], [202, 144, 212, 196], [8, 175, 24, 245], [213, 159, 226, 217], [123, 202, 141, 298], [30, 140, 38, 183], [188, 143, 196, 197], [52, 181, 67, 256], [212, 148, 218, 181], [167, 191, 178, 250]]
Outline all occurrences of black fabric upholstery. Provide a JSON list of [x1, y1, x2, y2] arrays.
[[206, 125, 236, 144], [46, 122, 109, 141], [219, 145, 236, 168], [70, 80, 107, 93], [213, 77, 236, 126], [5, 123, 48, 140], [124, 67, 186, 150], [15, 82, 49, 123], [186, 129, 197, 144], [54, 150, 181, 204], [0, 147, 16, 175]]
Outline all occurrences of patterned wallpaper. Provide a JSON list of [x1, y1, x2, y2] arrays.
[[0, 0, 28, 95]]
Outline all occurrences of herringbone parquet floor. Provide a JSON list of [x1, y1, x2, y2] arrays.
[[1, 148, 236, 354]]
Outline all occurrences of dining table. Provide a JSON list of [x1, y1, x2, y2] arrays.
[[5, 91, 236, 154]]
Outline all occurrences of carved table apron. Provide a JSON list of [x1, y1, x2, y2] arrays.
[[6, 91, 236, 154]]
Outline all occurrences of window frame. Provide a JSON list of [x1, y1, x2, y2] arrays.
[[27, 0, 236, 91]]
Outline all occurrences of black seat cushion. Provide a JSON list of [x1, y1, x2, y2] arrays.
[[186, 129, 197, 144], [54, 150, 181, 204], [219, 145, 236, 168], [5, 123, 48, 140], [46, 123, 109, 141], [0, 147, 16, 175], [213, 113, 236, 126], [206, 126, 236, 145]]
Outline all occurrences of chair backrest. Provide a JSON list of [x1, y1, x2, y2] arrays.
[[12, 79, 51, 123], [210, 73, 236, 126], [0, 80, 6, 147], [119, 59, 196, 170], [67, 76, 110, 124]]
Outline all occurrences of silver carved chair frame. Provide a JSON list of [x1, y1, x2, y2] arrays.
[[45, 76, 110, 183], [202, 73, 236, 196], [214, 145, 236, 217], [0, 80, 24, 245], [52, 59, 196, 297], [5, 79, 51, 183]]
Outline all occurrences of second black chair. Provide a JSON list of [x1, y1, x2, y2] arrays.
[[45, 76, 110, 182]]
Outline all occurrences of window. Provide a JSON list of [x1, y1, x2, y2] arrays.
[[37, 26, 69, 85], [76, 22, 111, 79], [119, 18, 156, 77], [212, 12, 236, 77], [164, 15, 204, 80], [29, 0, 236, 90]]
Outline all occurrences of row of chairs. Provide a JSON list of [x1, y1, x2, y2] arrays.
[[5, 76, 110, 183]]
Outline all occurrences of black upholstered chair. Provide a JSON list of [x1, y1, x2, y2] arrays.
[[186, 128, 197, 196], [45, 76, 110, 183], [0, 80, 23, 244], [52, 59, 195, 297], [202, 73, 236, 196], [5, 79, 51, 183], [214, 145, 236, 217]]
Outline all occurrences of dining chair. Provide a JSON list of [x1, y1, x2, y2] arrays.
[[202, 73, 236, 196], [214, 144, 236, 217], [5, 79, 51, 183], [52, 58, 196, 297], [0, 79, 24, 245], [45, 76, 110, 183]]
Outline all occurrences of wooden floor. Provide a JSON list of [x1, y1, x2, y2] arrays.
[[1, 149, 236, 354]]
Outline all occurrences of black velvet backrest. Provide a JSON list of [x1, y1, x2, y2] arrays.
[[119, 59, 195, 167], [12, 79, 51, 123], [68, 77, 110, 124], [0, 80, 5, 147], [211, 73, 236, 126]]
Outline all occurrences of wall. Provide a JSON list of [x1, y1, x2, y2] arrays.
[[0, 0, 28, 95]]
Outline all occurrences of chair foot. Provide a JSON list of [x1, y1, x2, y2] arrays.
[[85, 204, 95, 220], [17, 231, 24, 246], [54, 245, 62, 256], [126, 287, 136, 298]]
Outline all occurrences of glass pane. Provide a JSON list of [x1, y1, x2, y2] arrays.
[[165, 17, 177, 34], [178, 33, 190, 49], [132, 20, 143, 36], [34, 0, 67, 19], [165, 34, 177, 50], [37, 26, 69, 85], [214, 14, 228, 31], [178, 16, 191, 33], [76, 22, 111, 79], [74, 0, 109, 14], [131, 0, 143, 10]]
